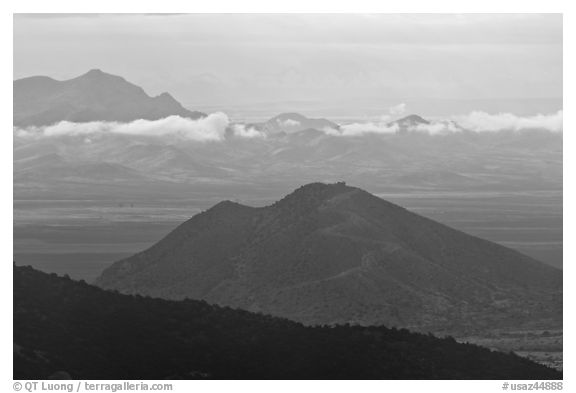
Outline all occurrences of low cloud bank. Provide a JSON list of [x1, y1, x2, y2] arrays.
[[324, 122, 399, 136], [321, 103, 404, 136], [14, 110, 563, 141], [414, 121, 462, 135], [453, 110, 563, 132], [279, 119, 301, 128], [231, 124, 265, 138], [16, 113, 232, 141], [325, 110, 562, 137]]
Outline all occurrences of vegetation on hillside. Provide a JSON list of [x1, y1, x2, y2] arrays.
[[14, 265, 561, 380]]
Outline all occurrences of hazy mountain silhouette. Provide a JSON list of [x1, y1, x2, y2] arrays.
[[13, 69, 206, 127], [390, 114, 430, 126], [260, 113, 339, 134], [389, 114, 431, 133], [96, 182, 562, 333], [15, 264, 562, 379]]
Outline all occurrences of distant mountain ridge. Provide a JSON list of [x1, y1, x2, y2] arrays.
[[245, 113, 467, 136], [13, 69, 206, 127], [254, 112, 340, 135], [389, 114, 430, 129], [14, 120, 562, 209], [96, 182, 562, 334]]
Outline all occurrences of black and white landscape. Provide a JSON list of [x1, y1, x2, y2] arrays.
[[13, 13, 563, 380]]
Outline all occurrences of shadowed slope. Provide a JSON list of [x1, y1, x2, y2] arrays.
[[96, 182, 562, 332], [15, 265, 562, 380]]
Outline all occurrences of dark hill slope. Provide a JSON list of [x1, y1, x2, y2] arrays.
[[96, 183, 562, 333], [14, 265, 561, 380], [14, 69, 205, 127]]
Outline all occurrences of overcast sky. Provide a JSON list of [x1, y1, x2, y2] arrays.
[[14, 13, 562, 118]]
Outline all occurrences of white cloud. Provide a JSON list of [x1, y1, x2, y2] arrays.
[[323, 122, 399, 137], [320, 127, 341, 136], [15, 111, 563, 143], [320, 110, 562, 137], [231, 124, 265, 138], [453, 111, 563, 132], [279, 119, 301, 128], [414, 121, 461, 135], [42, 121, 109, 137], [388, 103, 407, 116], [16, 113, 233, 141]]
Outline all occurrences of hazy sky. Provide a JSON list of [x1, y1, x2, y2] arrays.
[[14, 13, 562, 118]]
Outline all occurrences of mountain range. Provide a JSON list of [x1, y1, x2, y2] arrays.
[[96, 182, 562, 334], [13, 69, 563, 378], [13, 69, 206, 127], [15, 264, 562, 379], [13, 70, 562, 196], [13, 117, 562, 200], [12, 69, 422, 133]]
